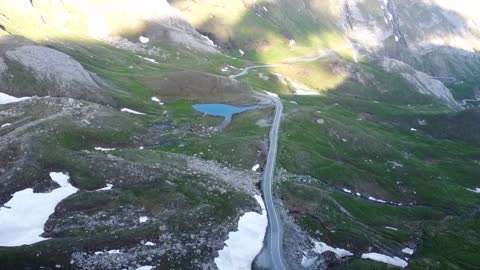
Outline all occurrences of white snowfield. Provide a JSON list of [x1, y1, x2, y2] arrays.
[[0, 172, 77, 247], [121, 108, 146, 115], [313, 241, 353, 258], [0, 92, 30, 104], [361, 252, 408, 268], [215, 195, 268, 270]]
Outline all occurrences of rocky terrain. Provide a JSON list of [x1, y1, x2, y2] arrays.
[[0, 36, 112, 103]]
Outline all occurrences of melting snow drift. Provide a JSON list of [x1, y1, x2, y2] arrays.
[[151, 96, 164, 105], [402, 247, 414, 255], [121, 108, 146, 115], [467, 187, 480, 193], [135, 266, 153, 270], [139, 36, 150, 44], [215, 195, 268, 270], [94, 147, 116, 152], [0, 92, 30, 104], [0, 172, 77, 247], [313, 241, 353, 258], [361, 252, 408, 268], [96, 184, 113, 191]]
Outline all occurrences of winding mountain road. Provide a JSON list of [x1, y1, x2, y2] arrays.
[[230, 47, 352, 269], [231, 69, 286, 269], [260, 94, 286, 270]]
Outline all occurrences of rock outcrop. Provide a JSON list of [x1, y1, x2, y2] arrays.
[[342, 0, 480, 80], [377, 57, 460, 108], [0, 36, 111, 103]]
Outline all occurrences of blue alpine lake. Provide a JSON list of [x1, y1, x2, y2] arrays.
[[192, 104, 259, 128]]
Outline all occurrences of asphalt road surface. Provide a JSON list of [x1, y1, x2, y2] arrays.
[[260, 94, 286, 270]]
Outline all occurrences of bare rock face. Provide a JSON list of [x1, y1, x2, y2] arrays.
[[342, 0, 480, 80], [0, 36, 112, 103], [378, 57, 460, 108], [5, 46, 98, 88]]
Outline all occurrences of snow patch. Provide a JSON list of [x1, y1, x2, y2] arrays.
[[96, 184, 113, 191], [95, 147, 116, 152], [121, 108, 146, 115], [107, 249, 121, 254], [201, 34, 216, 47], [387, 11, 393, 21], [0, 92, 30, 104], [395, 35, 399, 42], [385, 226, 399, 231], [343, 188, 352, 194], [313, 241, 353, 258], [214, 195, 268, 270], [239, 49, 245, 56], [1, 123, 11, 128], [139, 36, 150, 44], [294, 88, 319, 96], [151, 96, 164, 105], [0, 172, 77, 246], [361, 252, 408, 268], [252, 164, 260, 172], [144, 241, 156, 246], [139, 56, 158, 63], [265, 91, 279, 98], [368, 196, 387, 204], [135, 266, 153, 270], [467, 187, 480, 193], [402, 247, 414, 255], [139, 216, 149, 223]]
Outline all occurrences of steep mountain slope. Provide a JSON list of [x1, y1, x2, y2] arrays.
[[0, 0, 217, 53], [0, 1, 480, 270]]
